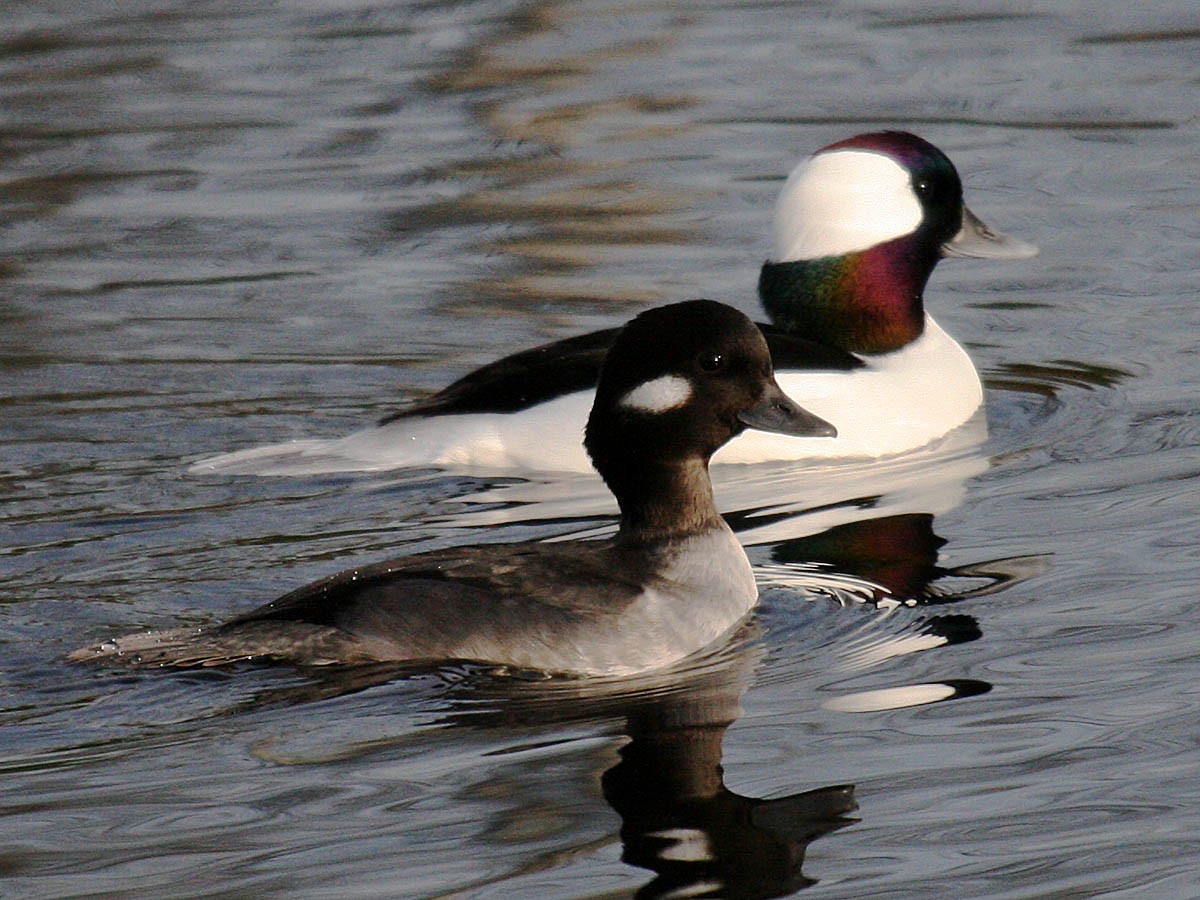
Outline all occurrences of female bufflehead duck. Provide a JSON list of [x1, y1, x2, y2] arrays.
[[192, 131, 1035, 476], [71, 301, 835, 675]]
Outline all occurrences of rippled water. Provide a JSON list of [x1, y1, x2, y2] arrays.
[[3, 1, 1200, 897]]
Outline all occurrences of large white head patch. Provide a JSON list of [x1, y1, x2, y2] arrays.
[[618, 375, 692, 414], [772, 149, 923, 262]]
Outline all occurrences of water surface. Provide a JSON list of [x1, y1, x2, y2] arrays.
[[3, 1, 1200, 897]]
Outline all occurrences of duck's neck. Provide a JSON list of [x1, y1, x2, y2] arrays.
[[607, 458, 726, 547], [758, 233, 936, 354]]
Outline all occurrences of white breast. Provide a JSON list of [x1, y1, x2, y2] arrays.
[[713, 316, 983, 465], [564, 526, 759, 676]]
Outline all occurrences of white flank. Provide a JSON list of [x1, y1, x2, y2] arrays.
[[772, 149, 922, 262], [618, 375, 692, 413], [188, 320, 981, 476]]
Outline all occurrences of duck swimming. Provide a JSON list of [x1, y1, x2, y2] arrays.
[[191, 131, 1035, 477], [71, 300, 835, 676]]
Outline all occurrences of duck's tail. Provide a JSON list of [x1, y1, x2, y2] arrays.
[[186, 438, 382, 477], [67, 622, 371, 668]]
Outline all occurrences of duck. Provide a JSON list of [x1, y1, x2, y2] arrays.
[[70, 300, 836, 676], [190, 130, 1036, 477]]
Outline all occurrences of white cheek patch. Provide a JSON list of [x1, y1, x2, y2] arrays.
[[619, 375, 692, 413], [772, 149, 923, 262]]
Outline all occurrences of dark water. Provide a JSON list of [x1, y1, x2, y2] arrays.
[[3, 1, 1199, 897]]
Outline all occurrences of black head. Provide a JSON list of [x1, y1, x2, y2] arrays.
[[585, 300, 835, 479], [815, 131, 1037, 261]]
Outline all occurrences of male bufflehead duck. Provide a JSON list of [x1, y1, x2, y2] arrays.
[[72, 301, 835, 675], [192, 130, 1035, 477]]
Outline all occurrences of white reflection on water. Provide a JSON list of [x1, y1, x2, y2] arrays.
[[441, 415, 988, 543]]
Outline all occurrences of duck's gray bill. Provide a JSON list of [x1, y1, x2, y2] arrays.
[[942, 204, 1038, 260], [738, 382, 837, 438]]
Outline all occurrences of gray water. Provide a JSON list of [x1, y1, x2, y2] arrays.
[[3, 1, 1199, 897]]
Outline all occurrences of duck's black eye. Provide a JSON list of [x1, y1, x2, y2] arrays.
[[698, 352, 725, 373], [914, 178, 933, 197]]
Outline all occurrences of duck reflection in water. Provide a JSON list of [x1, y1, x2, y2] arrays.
[[432, 638, 857, 899], [604, 704, 856, 898], [763, 512, 1030, 606], [255, 637, 858, 897]]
